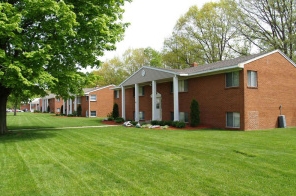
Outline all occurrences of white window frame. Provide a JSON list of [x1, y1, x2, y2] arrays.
[[77, 97, 81, 104], [247, 70, 258, 87], [114, 90, 119, 99], [90, 95, 96, 101], [226, 112, 240, 128], [139, 111, 145, 120], [90, 111, 97, 117], [139, 86, 145, 96], [179, 112, 189, 122], [178, 80, 188, 92], [226, 71, 239, 87]]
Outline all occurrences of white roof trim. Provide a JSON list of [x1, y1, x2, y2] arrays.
[[119, 66, 177, 87], [84, 84, 115, 95], [239, 49, 296, 68]]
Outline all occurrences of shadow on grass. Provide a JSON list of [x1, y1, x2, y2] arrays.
[[0, 129, 58, 142]]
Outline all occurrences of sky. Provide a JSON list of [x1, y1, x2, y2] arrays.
[[100, 0, 217, 61]]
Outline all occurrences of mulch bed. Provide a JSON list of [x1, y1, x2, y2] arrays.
[[101, 120, 209, 131]]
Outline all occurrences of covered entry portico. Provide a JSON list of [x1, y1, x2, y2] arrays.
[[118, 66, 186, 122]]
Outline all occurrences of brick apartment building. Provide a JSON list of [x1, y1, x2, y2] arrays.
[[38, 85, 115, 117], [113, 50, 296, 130]]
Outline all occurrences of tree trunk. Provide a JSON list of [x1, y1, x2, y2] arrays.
[[0, 85, 11, 135]]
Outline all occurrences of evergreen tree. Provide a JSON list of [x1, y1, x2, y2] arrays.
[[112, 103, 119, 119], [190, 99, 200, 127]]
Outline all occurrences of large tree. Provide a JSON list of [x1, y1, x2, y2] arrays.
[[163, 0, 250, 67], [0, 0, 130, 134], [234, 0, 296, 61]]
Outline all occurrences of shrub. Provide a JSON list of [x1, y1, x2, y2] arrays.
[[77, 105, 82, 117], [112, 103, 119, 119], [190, 99, 200, 127], [115, 117, 124, 123], [151, 120, 159, 125], [172, 121, 186, 128]]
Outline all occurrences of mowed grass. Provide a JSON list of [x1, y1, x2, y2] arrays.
[[1, 113, 296, 195], [6, 112, 104, 130]]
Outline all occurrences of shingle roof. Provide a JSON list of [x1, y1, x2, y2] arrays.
[[167, 51, 270, 75]]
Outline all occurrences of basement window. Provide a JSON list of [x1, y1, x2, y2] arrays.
[[226, 112, 240, 128]]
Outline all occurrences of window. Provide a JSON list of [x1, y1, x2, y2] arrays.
[[171, 80, 188, 92], [86, 96, 88, 101], [56, 98, 60, 102], [90, 95, 96, 101], [139, 86, 145, 96], [133, 86, 145, 96], [139, 111, 145, 120], [90, 111, 96, 117], [170, 112, 189, 122], [226, 112, 240, 128], [77, 97, 81, 104], [134, 111, 145, 120], [247, 70, 257, 87], [226, 71, 239, 87], [114, 90, 120, 99], [57, 108, 60, 113]]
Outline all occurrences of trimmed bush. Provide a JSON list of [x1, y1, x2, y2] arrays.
[[172, 121, 186, 128], [190, 99, 200, 127], [115, 117, 124, 123]]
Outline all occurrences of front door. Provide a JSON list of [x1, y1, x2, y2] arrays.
[[155, 97, 162, 120]]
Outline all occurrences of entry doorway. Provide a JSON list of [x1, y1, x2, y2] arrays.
[[151, 92, 162, 120]]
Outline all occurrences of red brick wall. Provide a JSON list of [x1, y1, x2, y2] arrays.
[[81, 86, 115, 117], [243, 53, 296, 130], [114, 52, 296, 130]]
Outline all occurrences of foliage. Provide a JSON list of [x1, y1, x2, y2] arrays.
[[162, 0, 251, 68], [172, 121, 186, 128], [112, 103, 119, 119], [234, 0, 296, 61], [89, 47, 163, 86], [115, 117, 124, 123], [77, 105, 82, 117], [0, 0, 131, 134], [190, 99, 200, 127]]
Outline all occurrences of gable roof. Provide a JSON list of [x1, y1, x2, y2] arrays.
[[83, 84, 115, 95], [118, 50, 296, 87]]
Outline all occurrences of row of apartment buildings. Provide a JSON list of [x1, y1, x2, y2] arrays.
[[21, 85, 115, 117], [21, 50, 296, 130]]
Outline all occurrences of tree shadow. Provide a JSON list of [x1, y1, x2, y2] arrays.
[[0, 129, 58, 143]]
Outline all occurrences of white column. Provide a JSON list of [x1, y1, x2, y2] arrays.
[[88, 95, 90, 117], [74, 97, 77, 112], [135, 84, 139, 121], [121, 86, 126, 120], [63, 100, 66, 114], [152, 81, 157, 120], [173, 75, 179, 121], [29, 101, 32, 112], [66, 99, 69, 115], [69, 98, 73, 114]]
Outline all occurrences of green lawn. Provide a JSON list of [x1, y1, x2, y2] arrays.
[[1, 113, 296, 195]]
